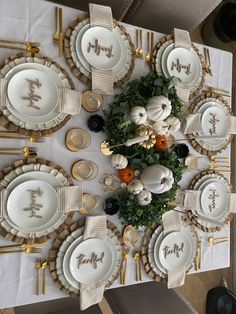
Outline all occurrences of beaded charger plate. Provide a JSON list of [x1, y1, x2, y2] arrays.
[[49, 219, 124, 297], [187, 92, 232, 156], [150, 34, 206, 98], [64, 14, 135, 89], [141, 216, 197, 282], [0, 53, 74, 137], [0, 158, 73, 244], [187, 169, 233, 232]]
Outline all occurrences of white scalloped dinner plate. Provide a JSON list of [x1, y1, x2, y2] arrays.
[[7, 180, 59, 230]]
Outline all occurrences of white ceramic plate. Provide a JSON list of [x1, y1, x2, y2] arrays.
[[7, 69, 58, 118], [158, 231, 192, 272], [200, 181, 229, 217], [69, 237, 113, 284], [7, 180, 58, 230], [81, 26, 121, 70], [166, 47, 200, 86], [63, 231, 118, 289], [161, 43, 174, 78], [201, 106, 229, 137], [2, 62, 68, 130]]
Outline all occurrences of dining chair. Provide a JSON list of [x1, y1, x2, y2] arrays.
[[48, 0, 222, 32]]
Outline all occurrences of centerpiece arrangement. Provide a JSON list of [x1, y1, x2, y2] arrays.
[[103, 73, 186, 227]]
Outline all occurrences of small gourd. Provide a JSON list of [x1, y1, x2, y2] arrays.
[[140, 164, 174, 194], [111, 154, 128, 169], [118, 167, 135, 184], [165, 116, 181, 132], [152, 120, 169, 135], [146, 96, 172, 121], [130, 106, 147, 125], [127, 179, 144, 195], [154, 135, 169, 151], [137, 189, 152, 206]]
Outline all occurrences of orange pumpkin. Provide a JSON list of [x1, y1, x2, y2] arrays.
[[118, 167, 135, 184], [154, 135, 168, 151]]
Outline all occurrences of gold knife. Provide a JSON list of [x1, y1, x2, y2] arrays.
[[59, 8, 63, 57]]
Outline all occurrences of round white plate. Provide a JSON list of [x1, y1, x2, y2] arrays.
[[7, 69, 58, 118], [69, 237, 113, 284], [158, 231, 192, 272], [63, 231, 118, 289], [81, 26, 121, 70], [200, 181, 229, 217], [201, 106, 229, 137], [161, 43, 174, 78], [166, 47, 200, 86], [7, 180, 59, 230], [3, 62, 68, 130], [153, 230, 167, 274], [75, 24, 91, 72]]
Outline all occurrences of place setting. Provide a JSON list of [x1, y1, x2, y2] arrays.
[[0, 158, 82, 244], [182, 92, 235, 156], [141, 211, 198, 288], [151, 28, 205, 102], [49, 216, 124, 310], [64, 3, 135, 94], [0, 52, 82, 138]]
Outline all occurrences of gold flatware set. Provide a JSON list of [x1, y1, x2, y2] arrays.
[[209, 156, 230, 172], [35, 258, 48, 295], [0, 146, 37, 158], [0, 39, 40, 55], [53, 7, 64, 56], [203, 47, 212, 76], [135, 29, 154, 62]]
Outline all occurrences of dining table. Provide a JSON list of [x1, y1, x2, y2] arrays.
[[0, 0, 233, 309]]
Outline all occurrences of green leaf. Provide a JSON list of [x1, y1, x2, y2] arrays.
[[154, 87, 162, 96], [154, 77, 164, 87]]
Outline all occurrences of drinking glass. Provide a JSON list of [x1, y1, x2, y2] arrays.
[[72, 160, 98, 181], [79, 193, 105, 215], [66, 128, 91, 152]]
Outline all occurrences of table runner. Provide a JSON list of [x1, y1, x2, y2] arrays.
[[0, 0, 232, 309]]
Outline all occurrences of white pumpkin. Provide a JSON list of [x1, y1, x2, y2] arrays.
[[140, 164, 174, 194], [152, 120, 169, 135], [127, 179, 144, 195], [111, 154, 128, 169], [130, 106, 147, 125], [165, 116, 181, 132], [146, 96, 172, 121], [137, 190, 152, 206]]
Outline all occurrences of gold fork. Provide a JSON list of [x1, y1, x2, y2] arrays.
[[139, 29, 143, 58], [208, 236, 229, 247], [145, 32, 151, 63], [59, 8, 64, 57], [53, 7, 59, 44], [133, 251, 142, 281], [203, 47, 212, 76], [0, 247, 42, 254], [120, 249, 129, 285], [0, 151, 37, 158], [41, 259, 48, 295], [35, 258, 41, 296], [135, 29, 140, 57], [0, 242, 48, 249]]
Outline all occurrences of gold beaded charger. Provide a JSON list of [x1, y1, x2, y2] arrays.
[[49, 219, 124, 297], [64, 14, 135, 89], [187, 92, 232, 156], [0, 53, 74, 137], [187, 169, 233, 232], [0, 158, 73, 244], [150, 34, 206, 98]]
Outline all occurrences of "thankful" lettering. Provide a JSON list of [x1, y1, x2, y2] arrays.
[[21, 78, 42, 110], [23, 187, 43, 218], [77, 252, 105, 269]]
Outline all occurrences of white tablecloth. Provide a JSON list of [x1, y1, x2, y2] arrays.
[[0, 0, 232, 309]]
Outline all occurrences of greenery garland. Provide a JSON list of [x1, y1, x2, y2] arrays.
[[103, 73, 186, 227]]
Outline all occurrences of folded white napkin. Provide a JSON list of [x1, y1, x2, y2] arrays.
[[174, 28, 192, 50], [0, 189, 8, 217], [57, 88, 82, 116], [229, 193, 236, 213], [182, 113, 202, 134], [57, 186, 82, 213], [228, 116, 236, 134], [80, 215, 107, 310], [167, 268, 186, 289], [89, 3, 114, 95], [183, 190, 201, 212], [175, 86, 191, 104], [0, 78, 9, 109], [162, 210, 181, 236]]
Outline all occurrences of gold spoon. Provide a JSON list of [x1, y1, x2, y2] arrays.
[[208, 236, 229, 247], [35, 258, 41, 296], [138, 29, 143, 58], [145, 32, 151, 63], [0, 151, 37, 158], [135, 29, 140, 57], [41, 260, 48, 295]]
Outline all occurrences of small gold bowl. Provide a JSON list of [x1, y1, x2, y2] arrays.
[[81, 90, 105, 112], [65, 128, 91, 152]]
